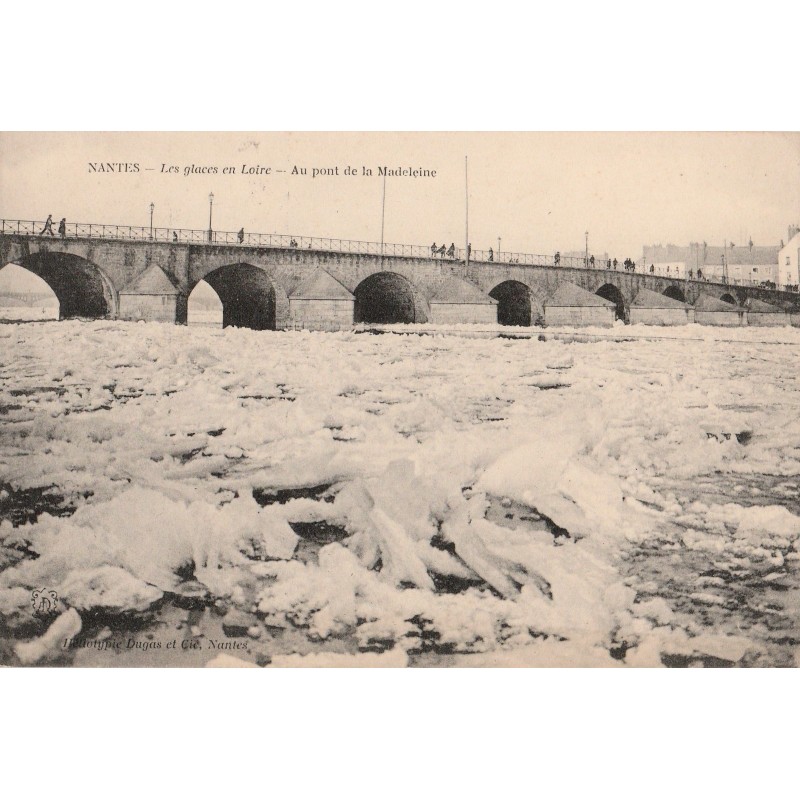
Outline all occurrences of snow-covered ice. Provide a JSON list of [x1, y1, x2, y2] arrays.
[[1, 320, 799, 667]]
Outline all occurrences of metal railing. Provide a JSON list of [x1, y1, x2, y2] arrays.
[[0, 218, 623, 269], [2, 218, 441, 256], [2, 218, 797, 293]]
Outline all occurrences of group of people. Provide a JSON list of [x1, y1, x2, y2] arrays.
[[429, 242, 530, 264], [39, 215, 67, 239], [601, 257, 636, 272], [431, 242, 462, 259], [599, 257, 635, 272], [553, 252, 635, 272]]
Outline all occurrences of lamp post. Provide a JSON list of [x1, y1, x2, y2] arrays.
[[464, 155, 469, 268], [585, 230, 589, 267], [498, 237, 501, 263], [380, 174, 386, 261], [149, 203, 154, 240], [208, 192, 214, 243]]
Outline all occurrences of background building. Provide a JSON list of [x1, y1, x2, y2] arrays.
[[642, 240, 780, 284], [779, 225, 800, 288]]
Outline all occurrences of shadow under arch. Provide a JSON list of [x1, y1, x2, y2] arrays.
[[489, 280, 532, 326], [354, 271, 426, 324], [663, 285, 686, 303], [596, 283, 626, 321], [720, 292, 737, 305], [14, 251, 116, 318], [200, 263, 276, 330]]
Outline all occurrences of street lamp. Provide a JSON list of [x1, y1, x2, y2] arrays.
[[208, 192, 214, 243], [149, 203, 155, 240]]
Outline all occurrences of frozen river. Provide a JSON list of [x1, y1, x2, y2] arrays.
[[1, 320, 799, 667]]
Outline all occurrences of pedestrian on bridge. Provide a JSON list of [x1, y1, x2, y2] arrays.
[[58, 218, 66, 239], [40, 215, 55, 236], [467, 243, 472, 260], [431, 242, 437, 257], [488, 247, 494, 262], [173, 231, 178, 242], [554, 251, 560, 266], [438, 244, 446, 258], [238, 228, 245, 244], [447, 243, 456, 259]]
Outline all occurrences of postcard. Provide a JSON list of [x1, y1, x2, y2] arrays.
[[1, 131, 798, 668]]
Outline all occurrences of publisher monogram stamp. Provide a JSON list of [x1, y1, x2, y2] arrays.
[[31, 588, 59, 616]]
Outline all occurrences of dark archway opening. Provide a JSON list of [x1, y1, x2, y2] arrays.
[[596, 283, 626, 321], [15, 252, 112, 318], [354, 272, 417, 324], [489, 280, 531, 326], [202, 264, 276, 330], [663, 285, 686, 303], [720, 293, 736, 305]]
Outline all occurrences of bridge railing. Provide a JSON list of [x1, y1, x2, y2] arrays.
[[0, 218, 438, 256], [3, 218, 798, 293]]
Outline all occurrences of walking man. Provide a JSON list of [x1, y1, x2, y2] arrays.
[[58, 218, 66, 239], [40, 215, 55, 236], [238, 228, 245, 244]]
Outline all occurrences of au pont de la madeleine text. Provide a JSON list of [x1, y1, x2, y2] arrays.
[[87, 162, 438, 178]]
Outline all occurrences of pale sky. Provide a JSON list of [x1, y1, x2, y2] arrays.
[[2, 132, 798, 265]]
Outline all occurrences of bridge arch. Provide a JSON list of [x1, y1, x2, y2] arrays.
[[354, 271, 427, 324], [197, 263, 278, 330], [596, 283, 627, 321], [720, 292, 737, 305], [489, 280, 533, 326], [11, 251, 117, 319], [663, 285, 686, 303]]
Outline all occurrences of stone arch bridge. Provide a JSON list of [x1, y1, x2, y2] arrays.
[[3, 227, 798, 329]]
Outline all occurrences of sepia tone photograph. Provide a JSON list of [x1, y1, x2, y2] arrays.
[[1, 131, 799, 668]]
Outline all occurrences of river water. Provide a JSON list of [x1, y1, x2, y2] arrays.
[[1, 321, 798, 666]]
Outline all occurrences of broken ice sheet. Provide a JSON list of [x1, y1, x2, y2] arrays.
[[1, 322, 799, 667]]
